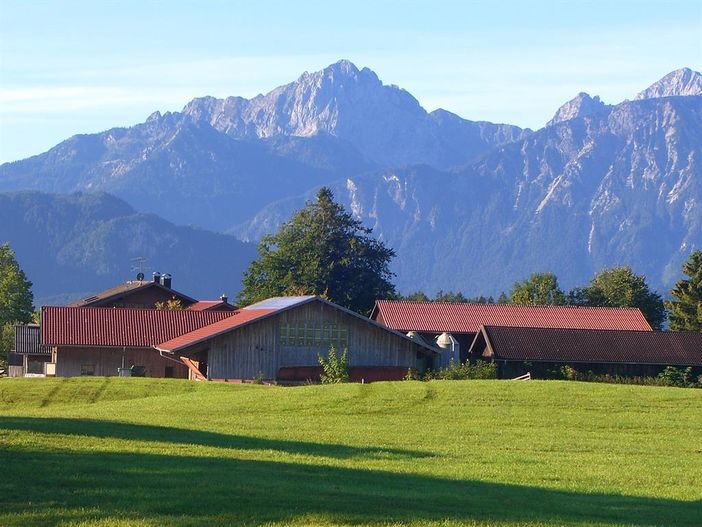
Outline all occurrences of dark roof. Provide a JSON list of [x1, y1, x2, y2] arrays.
[[67, 280, 197, 307], [157, 296, 439, 356], [42, 306, 235, 347], [13, 324, 51, 355], [471, 326, 702, 366], [372, 301, 653, 333]]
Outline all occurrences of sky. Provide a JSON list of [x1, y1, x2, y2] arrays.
[[0, 0, 700, 163]]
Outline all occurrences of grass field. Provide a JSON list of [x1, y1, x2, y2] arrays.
[[0, 377, 700, 527]]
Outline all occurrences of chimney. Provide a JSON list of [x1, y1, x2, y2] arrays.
[[220, 294, 228, 304], [153, 272, 161, 284], [162, 273, 172, 289]]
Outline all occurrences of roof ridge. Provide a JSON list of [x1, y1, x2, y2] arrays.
[[482, 325, 659, 334], [378, 300, 642, 311], [43, 305, 239, 315]]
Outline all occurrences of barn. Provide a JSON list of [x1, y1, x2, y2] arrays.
[[156, 296, 439, 382], [469, 326, 702, 378], [371, 300, 653, 366]]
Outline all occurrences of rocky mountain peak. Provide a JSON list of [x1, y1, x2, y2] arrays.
[[547, 92, 611, 126], [635, 67, 702, 100]]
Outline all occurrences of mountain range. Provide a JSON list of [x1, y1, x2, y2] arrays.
[[0, 191, 256, 305], [1, 61, 701, 301]]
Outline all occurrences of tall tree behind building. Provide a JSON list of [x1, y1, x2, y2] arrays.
[[0, 243, 34, 367], [238, 188, 396, 315], [667, 251, 702, 331], [569, 266, 666, 330]]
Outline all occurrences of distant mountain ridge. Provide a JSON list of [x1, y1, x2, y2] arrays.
[[0, 60, 527, 231], [635, 67, 702, 100], [1, 63, 701, 298], [0, 191, 256, 304], [183, 60, 528, 168]]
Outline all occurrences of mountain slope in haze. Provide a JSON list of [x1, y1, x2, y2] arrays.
[[238, 69, 702, 296], [0, 60, 527, 231], [0, 114, 362, 229], [0, 191, 257, 305]]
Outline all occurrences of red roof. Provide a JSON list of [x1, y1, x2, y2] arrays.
[[156, 309, 276, 353], [42, 306, 235, 347], [186, 301, 235, 311], [372, 300, 653, 333]]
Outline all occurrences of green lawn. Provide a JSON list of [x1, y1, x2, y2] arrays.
[[0, 378, 700, 527]]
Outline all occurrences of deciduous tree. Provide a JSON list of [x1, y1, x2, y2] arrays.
[[570, 266, 665, 330], [0, 243, 34, 367], [510, 272, 566, 306]]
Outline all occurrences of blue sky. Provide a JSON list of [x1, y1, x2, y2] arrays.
[[1, 0, 700, 163]]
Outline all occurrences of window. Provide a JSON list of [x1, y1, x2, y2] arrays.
[[279, 322, 349, 349], [80, 363, 95, 376]]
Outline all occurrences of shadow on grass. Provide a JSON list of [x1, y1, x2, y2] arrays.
[[1, 417, 700, 526], [0, 416, 430, 460]]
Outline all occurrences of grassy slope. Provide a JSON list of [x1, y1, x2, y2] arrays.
[[0, 378, 700, 527]]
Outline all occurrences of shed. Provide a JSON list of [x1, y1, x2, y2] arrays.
[[469, 325, 702, 378], [156, 296, 439, 382], [11, 324, 51, 376]]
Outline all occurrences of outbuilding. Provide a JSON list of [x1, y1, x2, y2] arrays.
[[469, 325, 702, 378], [41, 306, 234, 378], [156, 296, 439, 382]]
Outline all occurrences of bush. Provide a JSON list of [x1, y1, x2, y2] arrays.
[[556, 364, 700, 388], [657, 366, 695, 388], [430, 360, 497, 380], [318, 346, 349, 384]]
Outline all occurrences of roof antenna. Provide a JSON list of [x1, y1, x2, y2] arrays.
[[130, 256, 151, 282]]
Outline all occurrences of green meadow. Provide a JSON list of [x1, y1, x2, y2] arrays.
[[0, 377, 700, 527]]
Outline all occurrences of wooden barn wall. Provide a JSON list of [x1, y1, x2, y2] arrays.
[[8, 365, 24, 377], [207, 301, 431, 380], [56, 347, 188, 378]]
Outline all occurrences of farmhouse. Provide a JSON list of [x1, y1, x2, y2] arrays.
[[371, 300, 653, 365], [469, 326, 702, 378], [156, 296, 438, 382], [68, 272, 233, 311], [41, 307, 234, 378]]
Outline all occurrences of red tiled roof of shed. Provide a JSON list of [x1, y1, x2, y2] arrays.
[[156, 309, 276, 353], [41, 306, 235, 347], [371, 300, 653, 333], [186, 301, 236, 311]]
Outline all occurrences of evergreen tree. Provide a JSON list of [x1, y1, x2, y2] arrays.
[[571, 266, 666, 330], [667, 250, 702, 331], [510, 272, 566, 305], [433, 290, 469, 303], [238, 188, 396, 315]]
